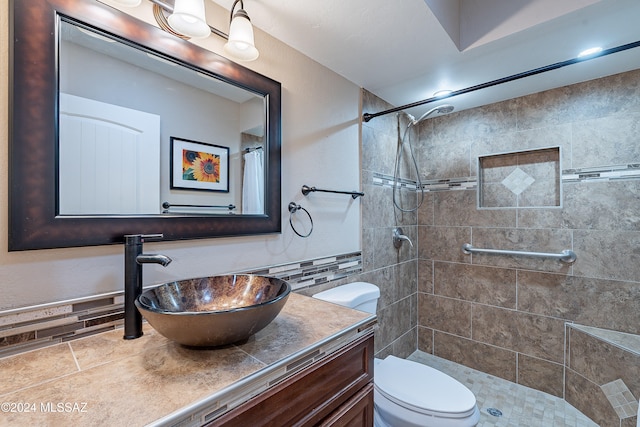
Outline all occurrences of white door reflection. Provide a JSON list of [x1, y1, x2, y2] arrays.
[[59, 93, 161, 215]]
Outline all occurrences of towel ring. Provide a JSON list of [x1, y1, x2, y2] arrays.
[[288, 202, 313, 238]]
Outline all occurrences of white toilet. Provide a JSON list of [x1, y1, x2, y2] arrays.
[[313, 282, 480, 427]]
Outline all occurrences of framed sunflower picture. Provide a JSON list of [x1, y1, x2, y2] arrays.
[[170, 137, 229, 192]]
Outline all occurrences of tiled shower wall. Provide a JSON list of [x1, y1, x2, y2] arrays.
[[341, 92, 420, 358], [414, 69, 640, 427]]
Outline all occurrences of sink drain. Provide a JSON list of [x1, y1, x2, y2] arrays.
[[486, 408, 503, 417]]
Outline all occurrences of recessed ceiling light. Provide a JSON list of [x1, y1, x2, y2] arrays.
[[433, 90, 452, 98], [578, 47, 603, 58]]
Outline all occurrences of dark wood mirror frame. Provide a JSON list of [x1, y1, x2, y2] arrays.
[[9, 0, 281, 251]]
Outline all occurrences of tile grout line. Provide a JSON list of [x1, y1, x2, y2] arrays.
[[68, 341, 81, 372]]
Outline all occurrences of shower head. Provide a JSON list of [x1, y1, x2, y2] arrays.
[[412, 104, 454, 125], [435, 105, 455, 114]]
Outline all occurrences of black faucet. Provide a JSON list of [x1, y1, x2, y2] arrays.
[[123, 234, 172, 340]]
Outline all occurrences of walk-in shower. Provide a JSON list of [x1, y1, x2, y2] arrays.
[[392, 104, 454, 212]]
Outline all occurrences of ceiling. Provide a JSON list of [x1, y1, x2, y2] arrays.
[[211, 0, 640, 120]]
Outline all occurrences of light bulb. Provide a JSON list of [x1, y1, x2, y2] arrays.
[[223, 9, 258, 61], [168, 0, 211, 39]]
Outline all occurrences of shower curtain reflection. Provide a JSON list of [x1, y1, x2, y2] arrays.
[[242, 148, 264, 214]]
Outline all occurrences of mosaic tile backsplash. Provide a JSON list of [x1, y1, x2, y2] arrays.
[[0, 252, 362, 359]]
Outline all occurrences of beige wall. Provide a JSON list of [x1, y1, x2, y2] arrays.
[[0, 0, 361, 310]]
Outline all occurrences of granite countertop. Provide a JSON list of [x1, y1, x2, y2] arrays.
[[0, 293, 375, 426]]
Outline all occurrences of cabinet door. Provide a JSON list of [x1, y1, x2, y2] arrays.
[[207, 332, 373, 427], [318, 383, 374, 427]]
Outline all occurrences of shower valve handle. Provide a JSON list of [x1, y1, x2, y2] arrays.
[[393, 228, 413, 249]]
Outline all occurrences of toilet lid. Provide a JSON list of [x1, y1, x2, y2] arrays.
[[374, 356, 477, 416]]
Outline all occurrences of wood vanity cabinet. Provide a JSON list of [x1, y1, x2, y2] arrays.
[[207, 331, 374, 427]]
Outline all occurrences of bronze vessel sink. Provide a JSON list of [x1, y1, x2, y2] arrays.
[[135, 275, 290, 347]]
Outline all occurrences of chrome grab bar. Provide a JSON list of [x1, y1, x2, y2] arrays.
[[462, 243, 576, 264]]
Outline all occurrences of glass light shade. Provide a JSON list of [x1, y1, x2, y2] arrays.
[[224, 11, 259, 61], [113, 0, 142, 6], [168, 0, 211, 39]]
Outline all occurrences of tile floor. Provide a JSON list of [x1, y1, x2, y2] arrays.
[[408, 351, 598, 427]]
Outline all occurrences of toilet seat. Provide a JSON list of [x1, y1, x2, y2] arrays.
[[374, 356, 477, 418]]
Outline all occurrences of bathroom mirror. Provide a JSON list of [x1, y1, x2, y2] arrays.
[[9, 0, 281, 250]]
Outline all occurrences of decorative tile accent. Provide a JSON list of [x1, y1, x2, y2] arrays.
[[372, 172, 417, 190], [246, 252, 362, 291], [0, 252, 362, 359], [421, 177, 477, 192], [0, 294, 125, 358], [562, 164, 640, 183], [372, 172, 477, 192], [374, 164, 640, 195], [502, 167, 535, 195]]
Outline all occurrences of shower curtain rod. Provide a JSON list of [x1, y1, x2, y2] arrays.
[[362, 39, 640, 123]]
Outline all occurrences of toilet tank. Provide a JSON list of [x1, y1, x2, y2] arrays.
[[312, 282, 380, 314]]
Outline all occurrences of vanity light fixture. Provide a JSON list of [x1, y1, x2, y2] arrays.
[[168, 0, 211, 39], [223, 0, 259, 61], [113, 0, 260, 61]]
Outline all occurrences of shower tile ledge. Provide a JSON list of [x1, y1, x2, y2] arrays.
[[570, 324, 640, 355]]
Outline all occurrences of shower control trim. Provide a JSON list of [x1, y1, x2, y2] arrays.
[[393, 228, 413, 249]]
